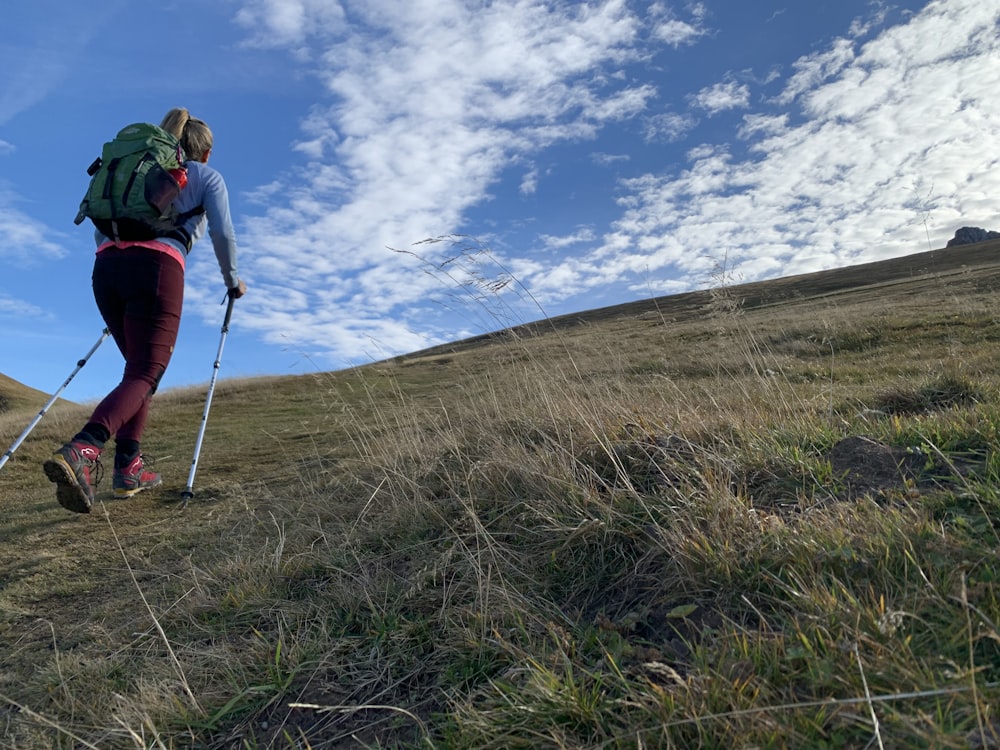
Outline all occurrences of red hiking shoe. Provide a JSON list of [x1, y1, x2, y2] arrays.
[[43, 440, 102, 513], [113, 454, 162, 497]]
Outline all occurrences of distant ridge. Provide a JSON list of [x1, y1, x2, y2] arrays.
[[398, 239, 1000, 361]]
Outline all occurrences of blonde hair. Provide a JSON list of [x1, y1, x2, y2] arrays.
[[160, 107, 213, 161]]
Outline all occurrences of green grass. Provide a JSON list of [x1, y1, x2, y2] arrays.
[[1, 241, 999, 748]]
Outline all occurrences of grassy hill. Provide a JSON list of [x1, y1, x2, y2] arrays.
[[0, 372, 61, 415], [1, 240, 998, 748]]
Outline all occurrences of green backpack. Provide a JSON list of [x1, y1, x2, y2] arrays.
[[75, 123, 196, 243]]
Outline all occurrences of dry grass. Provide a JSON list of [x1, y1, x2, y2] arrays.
[[1, 241, 999, 748]]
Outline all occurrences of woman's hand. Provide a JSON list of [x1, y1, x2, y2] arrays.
[[229, 279, 248, 299]]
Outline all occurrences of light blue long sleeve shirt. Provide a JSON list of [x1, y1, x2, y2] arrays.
[[95, 160, 240, 289]]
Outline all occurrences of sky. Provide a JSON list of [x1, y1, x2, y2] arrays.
[[2, 0, 999, 403]]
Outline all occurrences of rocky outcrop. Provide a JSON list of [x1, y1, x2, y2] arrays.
[[946, 226, 1000, 247]]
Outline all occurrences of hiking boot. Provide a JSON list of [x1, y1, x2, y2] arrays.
[[43, 440, 102, 513], [113, 454, 162, 498]]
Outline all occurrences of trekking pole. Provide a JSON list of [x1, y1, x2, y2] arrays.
[[180, 292, 236, 507], [0, 328, 110, 472]]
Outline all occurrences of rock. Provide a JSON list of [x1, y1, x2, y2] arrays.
[[946, 226, 1000, 247]]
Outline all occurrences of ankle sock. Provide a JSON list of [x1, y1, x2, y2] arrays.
[[74, 423, 109, 449], [115, 439, 141, 469]]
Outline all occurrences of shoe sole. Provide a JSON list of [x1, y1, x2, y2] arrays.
[[113, 478, 162, 498], [43, 456, 93, 514]]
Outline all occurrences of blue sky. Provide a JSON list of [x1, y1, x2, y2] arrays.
[[2, 0, 998, 402]]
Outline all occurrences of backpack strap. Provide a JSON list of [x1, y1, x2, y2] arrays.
[[177, 206, 206, 223], [162, 206, 207, 252]]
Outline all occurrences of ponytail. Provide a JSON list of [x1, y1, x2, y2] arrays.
[[160, 107, 190, 140], [159, 107, 213, 162]]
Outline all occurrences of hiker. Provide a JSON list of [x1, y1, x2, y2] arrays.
[[43, 107, 248, 513]]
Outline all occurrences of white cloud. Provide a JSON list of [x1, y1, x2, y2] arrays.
[[848, 3, 893, 38], [737, 113, 788, 140], [644, 111, 698, 142], [520, 168, 539, 195], [778, 37, 856, 105], [0, 185, 68, 264], [234, 0, 347, 52], [654, 19, 703, 47], [0, 293, 50, 320], [291, 107, 342, 159], [592, 152, 630, 166], [690, 81, 751, 115], [0, 140, 14, 156], [540, 228, 597, 250], [650, 1, 709, 47]]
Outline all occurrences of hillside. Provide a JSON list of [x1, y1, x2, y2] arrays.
[[1, 241, 998, 749], [0, 372, 58, 415]]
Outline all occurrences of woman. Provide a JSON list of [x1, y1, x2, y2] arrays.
[[44, 107, 247, 513]]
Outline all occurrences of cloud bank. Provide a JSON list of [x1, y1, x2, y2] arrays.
[[224, 0, 659, 357], [218, 0, 1000, 367], [544, 0, 1000, 299]]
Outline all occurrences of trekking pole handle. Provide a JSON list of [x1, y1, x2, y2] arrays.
[[222, 289, 236, 329]]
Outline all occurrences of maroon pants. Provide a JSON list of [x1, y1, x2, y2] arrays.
[[88, 247, 184, 443]]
